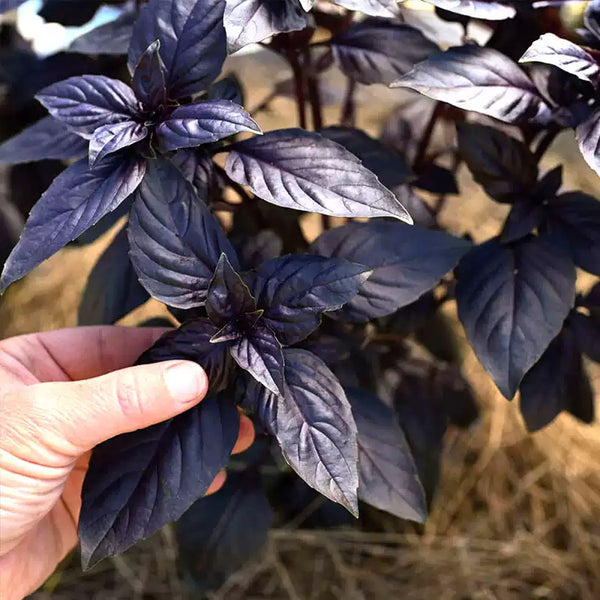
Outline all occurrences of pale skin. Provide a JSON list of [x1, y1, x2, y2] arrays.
[[0, 326, 255, 600]]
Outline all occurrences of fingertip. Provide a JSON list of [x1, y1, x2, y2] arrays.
[[205, 469, 227, 496], [232, 415, 255, 455], [163, 361, 208, 406]]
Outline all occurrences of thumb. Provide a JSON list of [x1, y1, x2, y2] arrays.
[[20, 361, 208, 454]]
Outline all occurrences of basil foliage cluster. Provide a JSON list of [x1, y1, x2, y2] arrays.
[[0, 0, 598, 588]]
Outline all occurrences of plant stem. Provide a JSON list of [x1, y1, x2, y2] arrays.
[[340, 79, 357, 127], [287, 50, 308, 130], [434, 154, 461, 215], [211, 201, 237, 213], [321, 214, 333, 231], [533, 126, 560, 163], [413, 102, 443, 170], [304, 47, 323, 130], [307, 47, 328, 232]]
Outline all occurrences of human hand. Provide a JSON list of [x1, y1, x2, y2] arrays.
[[0, 326, 254, 600]]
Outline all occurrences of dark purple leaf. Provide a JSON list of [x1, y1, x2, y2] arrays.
[[138, 319, 234, 392], [575, 108, 600, 177], [69, 9, 136, 55], [157, 100, 260, 151], [388, 358, 479, 428], [128, 158, 238, 309], [415, 307, 466, 364], [413, 165, 459, 195], [332, 20, 438, 86], [36, 75, 138, 139], [311, 222, 471, 322], [487, 12, 552, 63], [241, 348, 359, 514], [206, 253, 256, 326], [319, 126, 414, 188], [535, 164, 563, 198], [390, 361, 477, 501], [128, 0, 226, 98], [0, 116, 89, 164], [519, 326, 594, 431], [567, 375, 596, 425], [332, 0, 399, 16], [38, 0, 102, 26], [1, 49, 92, 106], [380, 95, 439, 163], [393, 45, 550, 124], [79, 395, 239, 568], [230, 324, 285, 395], [89, 121, 148, 167], [520, 34, 600, 88], [170, 149, 219, 201], [423, 0, 516, 20], [0, 199, 23, 268], [457, 123, 537, 203], [382, 291, 436, 337], [433, 5, 485, 23], [528, 64, 589, 128], [346, 388, 426, 522], [437, 366, 480, 428], [455, 236, 576, 399], [0, 0, 27, 13], [582, 281, 600, 310], [569, 311, 600, 363], [177, 472, 272, 594], [239, 229, 283, 269], [583, 0, 600, 46], [251, 254, 371, 344], [208, 75, 244, 105], [223, 0, 307, 53], [544, 192, 600, 275], [131, 40, 167, 110], [501, 199, 545, 244], [225, 128, 412, 221], [79, 225, 149, 326], [389, 185, 436, 228], [273, 472, 356, 529], [1, 154, 145, 292], [330, 339, 379, 391], [301, 333, 352, 367]]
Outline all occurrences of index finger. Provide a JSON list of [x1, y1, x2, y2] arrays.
[[3, 326, 169, 382]]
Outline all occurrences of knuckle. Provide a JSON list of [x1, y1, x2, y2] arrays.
[[110, 371, 148, 418]]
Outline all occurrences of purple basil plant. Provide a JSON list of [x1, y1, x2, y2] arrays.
[[0, 0, 598, 590]]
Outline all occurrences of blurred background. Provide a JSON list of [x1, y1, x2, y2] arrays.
[[1, 1, 599, 598]]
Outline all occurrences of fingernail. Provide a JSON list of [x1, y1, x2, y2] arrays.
[[164, 362, 207, 405]]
